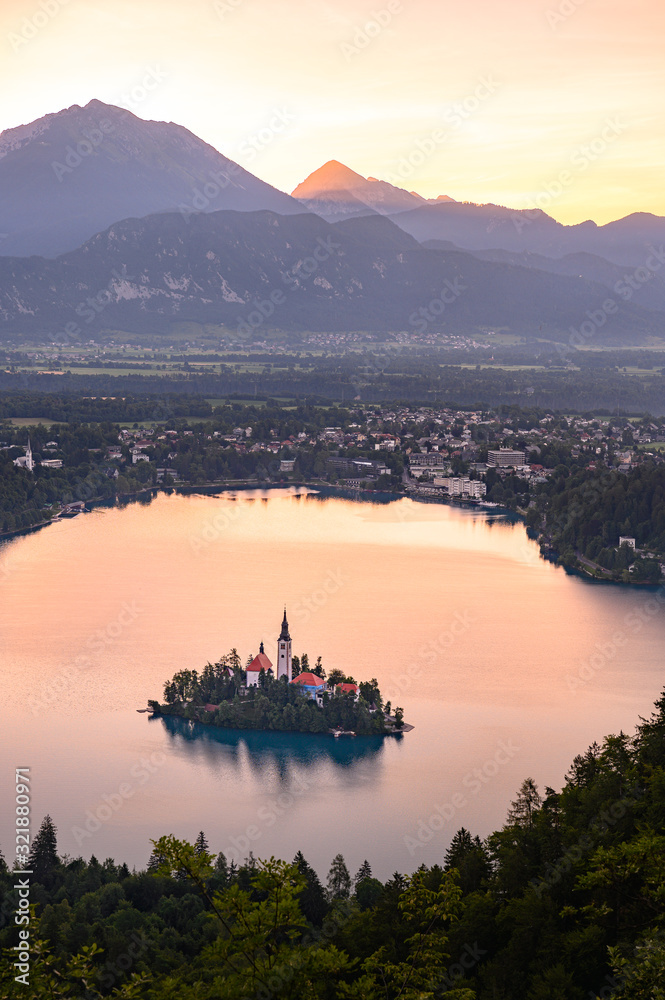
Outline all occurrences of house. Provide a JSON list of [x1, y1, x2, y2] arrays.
[[290, 671, 326, 700], [336, 682, 359, 701], [246, 642, 274, 687]]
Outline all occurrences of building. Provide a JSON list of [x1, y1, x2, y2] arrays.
[[245, 642, 274, 687], [13, 438, 34, 472], [276, 609, 292, 682], [280, 459, 296, 473], [619, 536, 636, 549], [487, 449, 527, 468], [434, 476, 486, 499], [336, 682, 359, 701], [291, 671, 326, 700]]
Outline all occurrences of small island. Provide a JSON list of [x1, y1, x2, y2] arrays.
[[148, 610, 410, 736]]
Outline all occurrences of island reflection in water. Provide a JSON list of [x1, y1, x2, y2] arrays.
[[155, 714, 393, 782]]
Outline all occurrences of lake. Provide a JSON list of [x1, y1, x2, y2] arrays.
[[1, 489, 663, 879]]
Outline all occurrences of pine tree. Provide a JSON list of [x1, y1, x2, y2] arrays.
[[27, 815, 59, 885], [326, 853, 351, 901], [294, 851, 328, 924], [354, 859, 373, 886], [213, 851, 229, 887], [194, 831, 209, 856], [147, 844, 167, 873], [507, 778, 543, 828], [118, 862, 131, 879]]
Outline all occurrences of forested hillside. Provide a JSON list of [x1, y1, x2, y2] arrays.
[[1, 692, 664, 998]]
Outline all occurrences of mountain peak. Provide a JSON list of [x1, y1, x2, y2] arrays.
[[0, 100, 303, 257], [292, 162, 442, 221], [294, 160, 367, 196]]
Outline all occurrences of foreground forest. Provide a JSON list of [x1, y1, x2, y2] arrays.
[[1, 691, 664, 999]]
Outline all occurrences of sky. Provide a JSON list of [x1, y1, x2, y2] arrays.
[[1, 0, 664, 224]]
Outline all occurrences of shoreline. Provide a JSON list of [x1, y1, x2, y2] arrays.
[[2, 479, 660, 588], [148, 707, 412, 738]]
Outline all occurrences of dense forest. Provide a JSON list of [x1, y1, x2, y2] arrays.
[[1, 691, 664, 998], [531, 462, 665, 582]]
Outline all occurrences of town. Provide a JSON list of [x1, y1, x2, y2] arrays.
[[3, 396, 665, 582]]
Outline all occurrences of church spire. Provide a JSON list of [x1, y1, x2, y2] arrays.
[[279, 608, 291, 641]]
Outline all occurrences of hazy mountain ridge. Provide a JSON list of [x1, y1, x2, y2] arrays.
[[390, 201, 665, 267], [0, 208, 659, 342], [0, 100, 303, 258]]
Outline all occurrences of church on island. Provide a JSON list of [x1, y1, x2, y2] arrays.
[[246, 609, 356, 703]]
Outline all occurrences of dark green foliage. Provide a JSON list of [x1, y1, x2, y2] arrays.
[[157, 649, 388, 735], [27, 814, 60, 886]]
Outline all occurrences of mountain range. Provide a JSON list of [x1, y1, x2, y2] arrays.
[[0, 100, 664, 343]]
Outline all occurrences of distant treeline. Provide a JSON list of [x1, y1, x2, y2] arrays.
[[2, 359, 665, 412]]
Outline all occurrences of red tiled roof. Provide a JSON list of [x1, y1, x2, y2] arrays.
[[337, 683, 358, 694], [204, 704, 219, 712], [246, 652, 273, 673], [291, 671, 326, 686]]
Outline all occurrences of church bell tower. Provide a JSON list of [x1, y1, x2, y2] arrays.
[[277, 609, 292, 682]]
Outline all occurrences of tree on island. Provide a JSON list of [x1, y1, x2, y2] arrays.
[[394, 706, 404, 729], [27, 814, 60, 885], [291, 654, 301, 678], [312, 655, 326, 679]]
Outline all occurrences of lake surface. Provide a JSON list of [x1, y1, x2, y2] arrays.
[[1, 489, 664, 878]]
